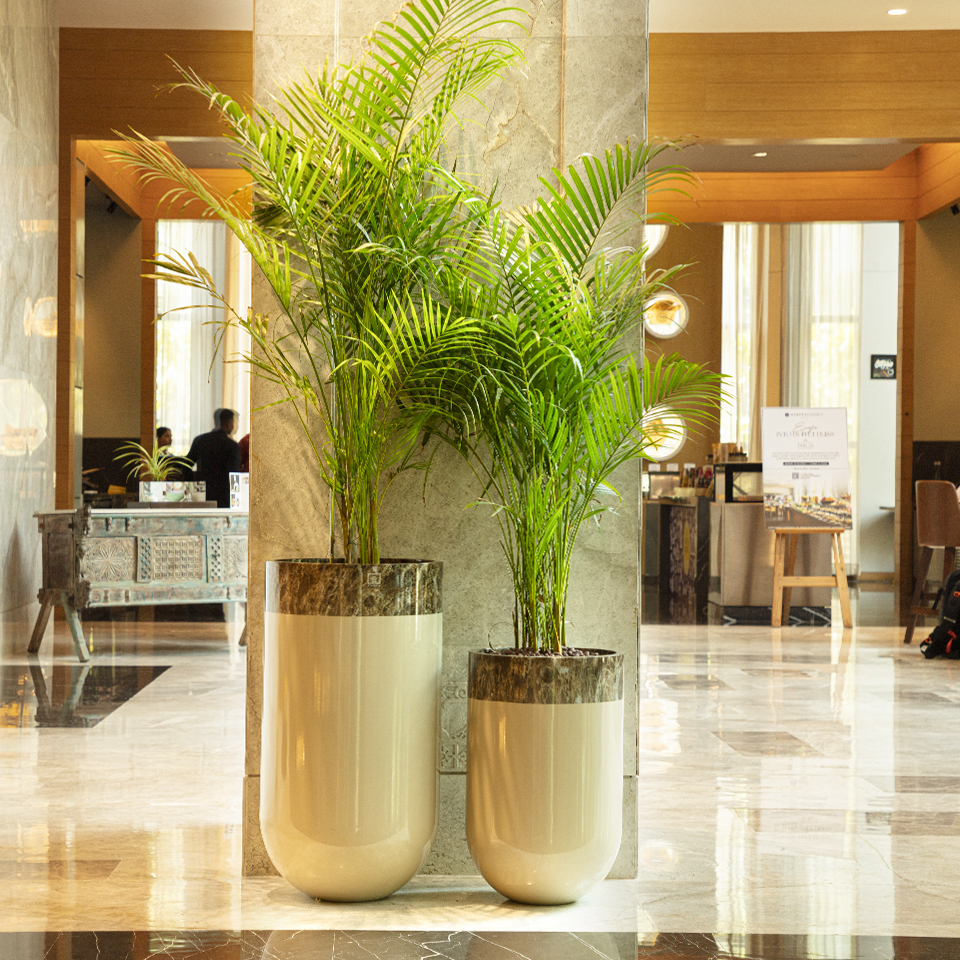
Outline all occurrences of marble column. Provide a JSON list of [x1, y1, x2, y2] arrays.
[[0, 0, 59, 658], [244, 0, 648, 878]]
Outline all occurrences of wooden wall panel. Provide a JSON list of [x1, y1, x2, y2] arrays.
[[644, 224, 724, 466], [77, 141, 146, 219], [60, 28, 252, 140], [917, 143, 960, 218], [57, 28, 253, 506], [650, 31, 960, 143], [140, 169, 252, 219], [648, 159, 920, 225]]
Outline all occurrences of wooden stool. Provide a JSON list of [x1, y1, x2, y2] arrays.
[[772, 526, 852, 628], [904, 480, 960, 644]]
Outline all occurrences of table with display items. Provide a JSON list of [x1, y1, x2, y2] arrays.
[[30, 505, 248, 661]]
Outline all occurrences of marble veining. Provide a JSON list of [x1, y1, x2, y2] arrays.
[[658, 674, 732, 690], [711, 731, 823, 757], [246, 0, 646, 878], [266, 559, 442, 617], [5, 621, 960, 937], [4, 931, 960, 959], [468, 649, 623, 704], [0, 0, 58, 660]]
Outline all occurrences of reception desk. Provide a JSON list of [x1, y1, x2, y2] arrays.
[[30, 506, 248, 660]]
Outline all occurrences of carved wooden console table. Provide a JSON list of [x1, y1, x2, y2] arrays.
[[29, 506, 248, 661]]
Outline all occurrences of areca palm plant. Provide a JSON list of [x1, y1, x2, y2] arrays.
[[112, 0, 528, 563], [444, 139, 724, 651]]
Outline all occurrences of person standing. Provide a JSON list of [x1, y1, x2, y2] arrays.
[[185, 408, 241, 508], [155, 425, 182, 480]]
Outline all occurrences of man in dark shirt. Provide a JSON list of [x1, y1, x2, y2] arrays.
[[185, 408, 242, 508]]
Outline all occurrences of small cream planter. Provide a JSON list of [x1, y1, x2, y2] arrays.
[[261, 559, 442, 902], [466, 649, 624, 905]]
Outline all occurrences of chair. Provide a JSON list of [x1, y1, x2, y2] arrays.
[[904, 480, 960, 643]]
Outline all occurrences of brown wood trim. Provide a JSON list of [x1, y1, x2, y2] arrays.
[[896, 220, 917, 623], [650, 31, 960, 143], [140, 218, 157, 449], [917, 143, 960, 218], [56, 139, 80, 510], [140, 168, 252, 219], [649, 170, 919, 224], [60, 28, 253, 52], [77, 141, 146, 219]]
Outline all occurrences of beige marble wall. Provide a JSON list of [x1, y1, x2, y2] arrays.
[[245, 0, 647, 879], [0, 0, 59, 658]]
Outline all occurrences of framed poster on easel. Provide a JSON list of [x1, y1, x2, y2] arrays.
[[761, 407, 852, 530], [760, 407, 853, 627]]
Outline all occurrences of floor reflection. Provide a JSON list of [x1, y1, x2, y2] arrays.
[[0, 662, 169, 728], [4, 932, 960, 960]]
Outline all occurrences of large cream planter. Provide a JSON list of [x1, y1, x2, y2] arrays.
[[466, 648, 624, 905], [261, 559, 442, 902]]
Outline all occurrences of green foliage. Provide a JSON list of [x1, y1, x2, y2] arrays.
[[109, 0, 723, 631], [439, 140, 725, 651], [114, 440, 193, 483], [111, 0, 529, 563]]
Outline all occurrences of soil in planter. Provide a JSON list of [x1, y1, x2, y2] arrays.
[[480, 647, 605, 658]]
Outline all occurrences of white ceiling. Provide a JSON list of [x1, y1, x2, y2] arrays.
[[63, 0, 960, 33], [58, 0, 253, 30], [650, 0, 960, 33]]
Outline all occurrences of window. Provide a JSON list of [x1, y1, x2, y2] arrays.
[[155, 221, 251, 453]]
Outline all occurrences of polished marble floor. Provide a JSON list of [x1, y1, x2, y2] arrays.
[[2, 605, 960, 953], [5, 930, 960, 959]]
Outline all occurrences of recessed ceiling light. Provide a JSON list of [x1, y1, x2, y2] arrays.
[[888, 8, 907, 14], [753, 152, 768, 158]]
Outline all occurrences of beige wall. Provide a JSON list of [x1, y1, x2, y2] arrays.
[[0, 0, 59, 656], [645, 223, 724, 466], [83, 181, 142, 439], [914, 207, 960, 441]]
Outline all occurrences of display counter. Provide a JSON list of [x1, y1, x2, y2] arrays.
[[643, 497, 710, 624], [709, 501, 831, 622], [29, 506, 248, 660]]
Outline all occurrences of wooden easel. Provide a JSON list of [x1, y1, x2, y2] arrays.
[[772, 526, 852, 628]]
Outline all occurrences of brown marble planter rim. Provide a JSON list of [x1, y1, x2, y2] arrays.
[[468, 647, 623, 705], [266, 558, 442, 617]]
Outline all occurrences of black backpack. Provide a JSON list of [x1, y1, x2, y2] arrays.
[[920, 568, 960, 659]]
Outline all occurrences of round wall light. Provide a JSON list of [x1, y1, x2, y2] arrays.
[[643, 290, 689, 339], [641, 408, 687, 461], [643, 223, 669, 260]]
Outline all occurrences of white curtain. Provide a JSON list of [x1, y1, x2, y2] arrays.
[[222, 232, 252, 443], [721, 223, 769, 459], [783, 222, 863, 572], [155, 221, 251, 454]]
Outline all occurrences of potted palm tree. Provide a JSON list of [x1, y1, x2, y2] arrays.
[[114, 438, 195, 502], [113, 0, 528, 902], [443, 141, 723, 904]]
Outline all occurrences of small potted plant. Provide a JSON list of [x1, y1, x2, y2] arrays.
[[446, 140, 723, 904], [114, 439, 194, 502], [112, 0, 528, 902]]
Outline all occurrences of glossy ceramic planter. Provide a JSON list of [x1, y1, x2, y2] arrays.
[[261, 559, 442, 902], [466, 648, 624, 905]]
